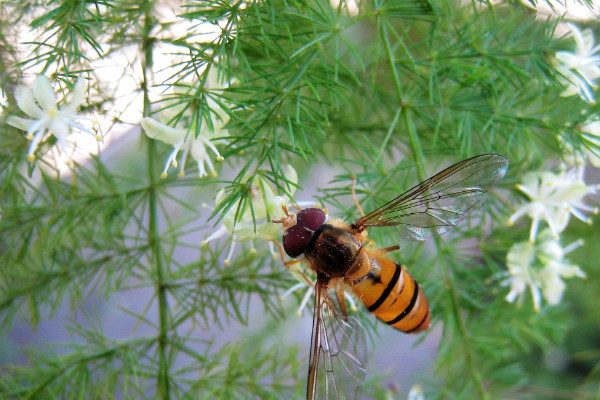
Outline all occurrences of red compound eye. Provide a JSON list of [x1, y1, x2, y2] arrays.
[[296, 208, 326, 231], [282, 225, 312, 258]]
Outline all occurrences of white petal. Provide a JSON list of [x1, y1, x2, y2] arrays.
[[256, 223, 282, 240], [529, 216, 541, 242], [141, 117, 187, 145], [507, 241, 535, 271], [560, 82, 581, 98], [62, 78, 86, 113], [33, 75, 58, 113], [232, 226, 259, 241], [49, 118, 71, 141], [27, 129, 47, 156], [65, 118, 95, 136], [575, 25, 594, 54], [582, 120, 600, 136], [581, 65, 600, 81], [530, 284, 542, 311], [507, 205, 528, 225], [555, 51, 578, 67], [177, 143, 191, 176], [297, 285, 315, 316], [541, 276, 565, 305], [554, 262, 585, 278], [553, 182, 589, 201], [14, 85, 45, 119], [543, 207, 569, 237], [189, 137, 208, 162], [280, 282, 308, 300], [197, 134, 222, 159], [7, 115, 35, 131], [224, 238, 237, 265], [202, 224, 228, 244], [162, 143, 185, 177], [214, 188, 227, 205], [407, 385, 425, 400], [202, 152, 216, 175], [505, 281, 525, 304], [268, 196, 287, 220], [283, 164, 298, 196]]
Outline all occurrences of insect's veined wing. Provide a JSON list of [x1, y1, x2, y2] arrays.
[[307, 279, 367, 400], [352, 154, 508, 241]]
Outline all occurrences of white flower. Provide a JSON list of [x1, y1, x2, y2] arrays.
[[141, 69, 231, 178], [279, 272, 315, 317], [507, 169, 597, 242], [504, 230, 585, 311], [7, 75, 97, 161], [505, 241, 540, 309], [0, 87, 7, 115], [141, 117, 228, 178], [330, 0, 360, 16], [521, 0, 600, 21], [561, 119, 600, 172], [579, 119, 600, 168], [554, 23, 600, 103], [407, 385, 425, 400], [202, 165, 298, 265]]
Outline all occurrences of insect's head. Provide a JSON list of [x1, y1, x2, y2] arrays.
[[274, 207, 327, 258]]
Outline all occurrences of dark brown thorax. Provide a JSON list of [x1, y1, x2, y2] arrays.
[[304, 224, 362, 278]]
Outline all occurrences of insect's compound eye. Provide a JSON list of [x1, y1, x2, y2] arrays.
[[296, 208, 326, 232], [282, 225, 313, 258]]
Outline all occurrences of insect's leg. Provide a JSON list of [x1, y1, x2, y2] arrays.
[[334, 279, 348, 317], [271, 239, 302, 267], [351, 175, 365, 217], [380, 245, 400, 253], [271, 239, 314, 286]]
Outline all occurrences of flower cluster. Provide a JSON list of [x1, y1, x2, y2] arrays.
[[7, 75, 98, 162], [577, 119, 600, 168], [523, 0, 599, 22], [505, 167, 596, 310], [202, 165, 298, 265], [141, 68, 231, 178], [553, 23, 600, 104], [201, 165, 348, 317], [141, 116, 228, 178], [504, 230, 585, 311], [407, 385, 426, 400], [507, 169, 597, 242], [557, 118, 600, 171]]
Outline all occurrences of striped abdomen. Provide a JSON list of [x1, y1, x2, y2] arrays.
[[349, 254, 430, 333]]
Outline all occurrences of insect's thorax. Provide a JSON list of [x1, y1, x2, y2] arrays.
[[304, 223, 370, 279]]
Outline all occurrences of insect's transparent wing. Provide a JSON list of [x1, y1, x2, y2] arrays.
[[352, 154, 508, 241], [307, 280, 367, 400]]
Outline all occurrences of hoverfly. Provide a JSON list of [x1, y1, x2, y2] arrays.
[[274, 154, 508, 400]]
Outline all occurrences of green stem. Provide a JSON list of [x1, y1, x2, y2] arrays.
[[377, 6, 487, 399], [375, 7, 426, 180], [140, 2, 170, 399], [25, 338, 156, 400], [437, 242, 489, 400]]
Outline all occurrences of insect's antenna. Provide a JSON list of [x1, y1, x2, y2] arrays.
[[351, 175, 365, 217]]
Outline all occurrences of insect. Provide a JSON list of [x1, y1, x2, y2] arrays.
[[274, 154, 508, 400]]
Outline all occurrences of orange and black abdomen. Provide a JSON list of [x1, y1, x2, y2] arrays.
[[350, 254, 430, 333]]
